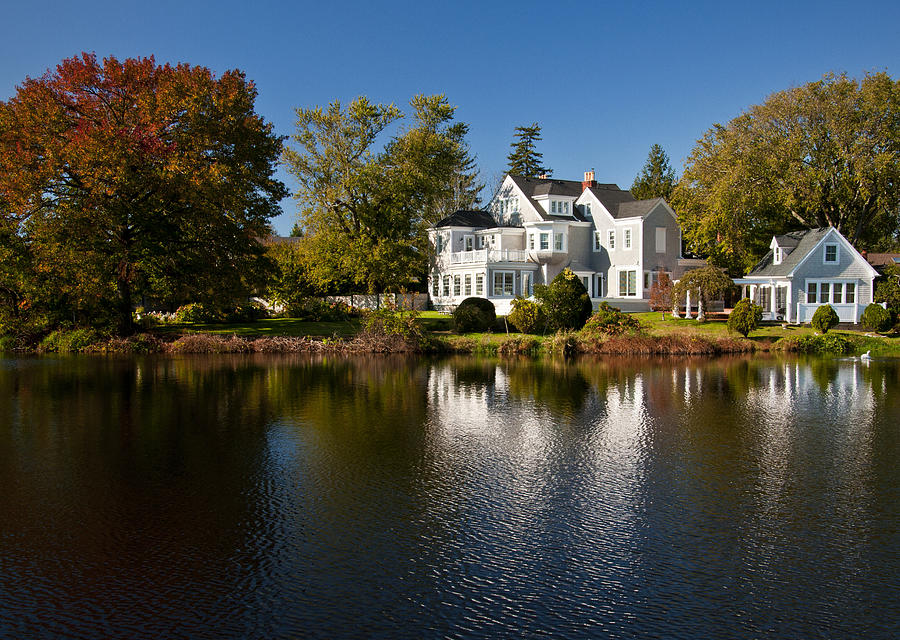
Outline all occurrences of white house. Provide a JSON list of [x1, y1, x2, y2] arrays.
[[428, 172, 703, 314], [734, 227, 879, 324]]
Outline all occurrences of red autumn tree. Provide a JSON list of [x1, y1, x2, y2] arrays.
[[648, 269, 674, 319], [0, 53, 286, 334]]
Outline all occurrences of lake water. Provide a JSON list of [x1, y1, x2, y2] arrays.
[[0, 354, 897, 639]]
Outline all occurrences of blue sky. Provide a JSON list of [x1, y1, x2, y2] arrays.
[[2, 0, 898, 234]]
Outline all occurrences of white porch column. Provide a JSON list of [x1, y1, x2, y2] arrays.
[[684, 290, 691, 319], [785, 282, 792, 323], [697, 288, 705, 322]]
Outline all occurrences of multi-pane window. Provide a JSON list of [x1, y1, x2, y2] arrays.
[[820, 282, 830, 303], [529, 234, 535, 250], [554, 233, 564, 251], [464, 274, 472, 296], [833, 283, 843, 303], [464, 235, 474, 251], [443, 276, 451, 297], [493, 271, 514, 296], [551, 201, 557, 213], [593, 232, 601, 251], [432, 276, 439, 297], [608, 230, 615, 249], [619, 270, 637, 296], [624, 228, 632, 249], [807, 280, 857, 304], [475, 274, 484, 295], [540, 233, 549, 250], [824, 244, 838, 263], [846, 283, 855, 303], [435, 235, 444, 253], [453, 275, 461, 296]]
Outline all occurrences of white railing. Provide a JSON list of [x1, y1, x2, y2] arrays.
[[449, 249, 530, 264]]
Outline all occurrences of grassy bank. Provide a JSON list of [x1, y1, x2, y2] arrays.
[[5, 310, 900, 357]]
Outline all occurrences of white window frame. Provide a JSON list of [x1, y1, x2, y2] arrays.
[[432, 275, 439, 297], [551, 201, 557, 214], [464, 235, 474, 252], [529, 234, 535, 250], [435, 234, 444, 253], [655, 227, 666, 254], [618, 269, 638, 297], [464, 273, 472, 296], [593, 231, 601, 252], [554, 233, 564, 251], [805, 279, 857, 305], [475, 273, 484, 296], [453, 275, 461, 296], [493, 271, 514, 297], [539, 233, 549, 250], [608, 230, 615, 250], [443, 276, 451, 297], [823, 243, 839, 264], [624, 228, 632, 249]]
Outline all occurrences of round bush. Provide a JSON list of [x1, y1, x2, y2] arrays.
[[453, 297, 496, 333], [507, 297, 545, 333], [811, 304, 840, 334], [534, 269, 592, 331], [861, 303, 892, 332], [727, 299, 763, 337], [582, 302, 642, 337]]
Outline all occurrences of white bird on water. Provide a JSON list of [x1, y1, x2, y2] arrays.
[[861, 350, 872, 360]]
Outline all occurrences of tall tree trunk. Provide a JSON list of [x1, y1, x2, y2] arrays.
[[117, 276, 134, 336]]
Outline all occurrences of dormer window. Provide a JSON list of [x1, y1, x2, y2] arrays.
[[773, 247, 782, 265], [824, 243, 838, 264]]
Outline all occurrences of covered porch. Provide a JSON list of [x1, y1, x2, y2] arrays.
[[733, 279, 793, 322]]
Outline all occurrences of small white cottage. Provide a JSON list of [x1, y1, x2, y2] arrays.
[[734, 227, 879, 324]]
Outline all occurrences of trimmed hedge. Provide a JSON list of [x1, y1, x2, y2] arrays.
[[811, 304, 839, 334], [453, 297, 496, 333]]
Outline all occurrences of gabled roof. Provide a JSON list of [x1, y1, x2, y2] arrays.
[[773, 233, 802, 249], [747, 228, 833, 277], [866, 252, 900, 271], [434, 209, 498, 228], [584, 184, 637, 220], [617, 198, 666, 220], [507, 175, 591, 222]]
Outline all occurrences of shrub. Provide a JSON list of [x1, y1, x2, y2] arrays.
[[727, 299, 763, 337], [811, 304, 840, 333], [453, 297, 496, 333], [38, 328, 102, 353], [544, 330, 580, 357], [861, 303, 892, 333], [507, 297, 545, 333], [534, 268, 592, 331], [224, 301, 268, 323], [175, 302, 220, 323], [784, 334, 853, 354], [284, 298, 353, 322], [497, 335, 541, 356], [582, 302, 642, 337]]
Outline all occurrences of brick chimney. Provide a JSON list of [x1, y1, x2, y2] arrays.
[[582, 170, 596, 191]]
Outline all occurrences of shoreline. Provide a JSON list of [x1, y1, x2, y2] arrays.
[[4, 328, 893, 357]]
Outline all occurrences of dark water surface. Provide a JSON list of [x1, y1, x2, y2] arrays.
[[0, 354, 897, 639]]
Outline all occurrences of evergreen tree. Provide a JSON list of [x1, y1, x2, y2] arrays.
[[631, 144, 676, 200], [506, 122, 551, 178]]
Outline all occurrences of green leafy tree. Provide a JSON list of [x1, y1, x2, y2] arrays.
[[0, 53, 286, 335], [452, 297, 496, 333], [674, 72, 900, 274], [673, 266, 733, 322], [506, 122, 551, 178], [874, 263, 900, 315], [534, 268, 592, 331], [284, 95, 478, 293], [631, 144, 676, 201], [727, 299, 763, 337], [811, 304, 840, 333]]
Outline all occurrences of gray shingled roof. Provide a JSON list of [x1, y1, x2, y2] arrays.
[[746, 228, 832, 277], [434, 209, 498, 228], [617, 198, 665, 219], [507, 175, 590, 221]]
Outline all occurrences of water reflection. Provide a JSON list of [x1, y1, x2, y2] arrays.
[[0, 354, 897, 639]]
